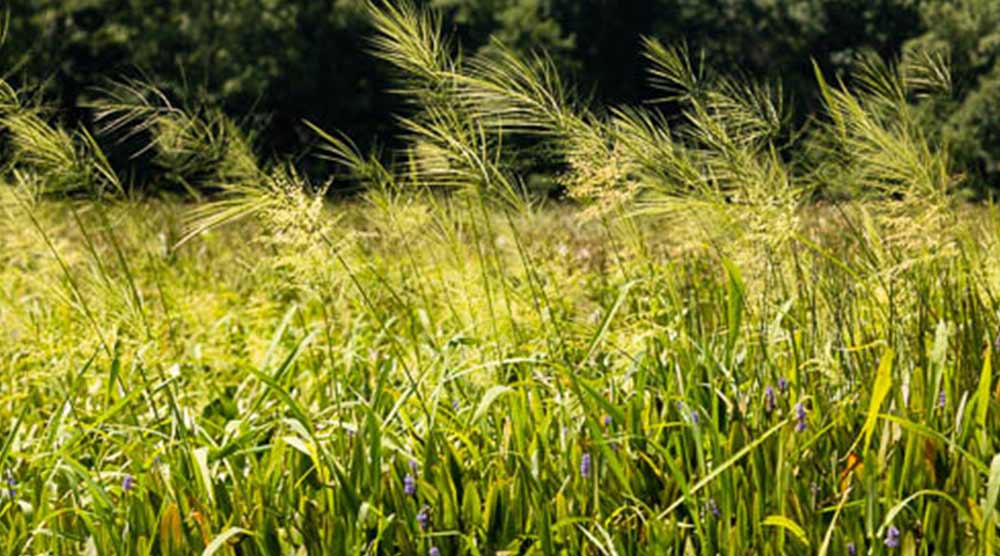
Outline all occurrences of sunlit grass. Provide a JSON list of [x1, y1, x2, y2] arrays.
[[1, 198, 998, 555], [2, 2, 999, 554]]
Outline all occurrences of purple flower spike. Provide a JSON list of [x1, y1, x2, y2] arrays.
[[777, 377, 789, 392], [429, 547, 441, 556], [847, 542, 856, 556], [404, 474, 416, 496], [580, 453, 592, 479], [937, 390, 946, 409], [603, 415, 612, 426], [121, 474, 135, 493], [409, 459, 419, 473], [690, 410, 699, 425], [708, 499, 720, 518], [794, 402, 807, 433], [764, 386, 776, 413], [417, 505, 430, 531], [884, 525, 900, 548]]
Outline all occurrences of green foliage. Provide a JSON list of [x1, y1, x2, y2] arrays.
[[905, 0, 1000, 190], [1, 0, 953, 190], [2, 182, 999, 554], [431, 0, 576, 68], [1, 3, 1000, 554]]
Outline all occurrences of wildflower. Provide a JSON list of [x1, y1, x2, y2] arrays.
[[884, 525, 900, 548], [417, 505, 430, 531], [690, 410, 699, 425], [707, 499, 720, 518], [122, 474, 135, 493], [404, 474, 416, 496], [777, 377, 788, 393], [603, 415, 612, 427], [794, 402, 807, 433], [580, 453, 592, 479], [409, 459, 419, 473], [451, 400, 459, 412], [764, 385, 776, 413], [847, 542, 857, 556], [937, 390, 946, 409], [429, 547, 440, 556]]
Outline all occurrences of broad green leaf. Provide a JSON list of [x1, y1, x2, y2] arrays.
[[192, 447, 215, 505], [976, 345, 992, 432], [763, 515, 809, 547], [859, 347, 894, 452]]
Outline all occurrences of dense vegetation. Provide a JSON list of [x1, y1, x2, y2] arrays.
[[2, 2, 1000, 555], [3, 0, 1000, 190]]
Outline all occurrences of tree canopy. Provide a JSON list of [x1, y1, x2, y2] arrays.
[[3, 0, 998, 191]]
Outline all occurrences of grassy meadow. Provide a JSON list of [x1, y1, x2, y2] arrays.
[[3, 3, 1000, 555]]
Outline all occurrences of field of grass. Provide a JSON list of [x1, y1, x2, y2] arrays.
[[2, 195, 999, 555], [3, 3, 1000, 555]]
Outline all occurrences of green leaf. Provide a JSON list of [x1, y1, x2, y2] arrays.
[[201, 527, 252, 556], [724, 259, 744, 355], [930, 320, 950, 367], [975, 345, 992, 433], [582, 279, 637, 364], [879, 413, 989, 475], [192, 447, 215, 505], [858, 347, 894, 452], [473, 385, 513, 423], [983, 453, 1000, 546], [0, 404, 27, 470], [658, 418, 788, 518], [762, 515, 810, 547], [878, 490, 966, 539]]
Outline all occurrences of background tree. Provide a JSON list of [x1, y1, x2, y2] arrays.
[[905, 0, 1000, 190], [7, 0, 999, 193]]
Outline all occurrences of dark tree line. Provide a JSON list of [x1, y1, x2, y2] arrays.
[[3, 0, 999, 191]]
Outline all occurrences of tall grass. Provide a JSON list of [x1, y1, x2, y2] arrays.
[[1, 2, 999, 555]]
